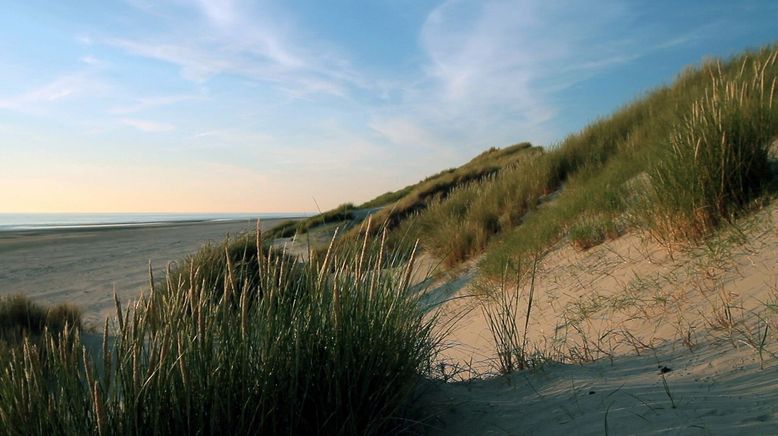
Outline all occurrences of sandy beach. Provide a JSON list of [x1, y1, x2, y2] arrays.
[[0, 218, 288, 326], [3, 206, 777, 433], [417, 202, 778, 434]]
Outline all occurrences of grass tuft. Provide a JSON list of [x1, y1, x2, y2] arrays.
[[0, 234, 438, 435], [481, 255, 543, 373], [569, 214, 620, 251], [0, 294, 82, 344], [269, 203, 356, 238], [644, 54, 778, 241], [480, 46, 778, 275]]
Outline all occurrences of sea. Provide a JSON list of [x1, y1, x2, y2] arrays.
[[0, 213, 311, 232]]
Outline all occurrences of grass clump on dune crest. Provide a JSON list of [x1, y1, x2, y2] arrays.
[[166, 225, 297, 296], [480, 45, 778, 275], [0, 233, 438, 435], [358, 142, 536, 210], [394, 79, 649, 269], [350, 143, 539, 239], [644, 53, 778, 241], [568, 213, 620, 251], [0, 294, 81, 345], [387, 147, 547, 267], [268, 203, 355, 239]]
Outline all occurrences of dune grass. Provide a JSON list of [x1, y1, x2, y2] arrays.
[[481, 255, 543, 374], [166, 225, 297, 296], [268, 203, 356, 239], [395, 148, 557, 266], [358, 143, 536, 211], [472, 46, 778, 275], [348, 143, 539, 240], [380, 79, 659, 269], [253, 46, 778, 278], [358, 187, 415, 210], [642, 52, 778, 242], [0, 232, 438, 435], [568, 213, 620, 251], [277, 47, 777, 279], [0, 294, 82, 345]]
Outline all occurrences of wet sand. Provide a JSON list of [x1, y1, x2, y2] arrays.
[[0, 218, 289, 326]]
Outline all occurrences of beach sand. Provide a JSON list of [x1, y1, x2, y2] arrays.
[[0, 219, 288, 326], [3, 204, 777, 433], [419, 202, 778, 434]]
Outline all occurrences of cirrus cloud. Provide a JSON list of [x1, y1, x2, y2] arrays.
[[122, 118, 175, 132]]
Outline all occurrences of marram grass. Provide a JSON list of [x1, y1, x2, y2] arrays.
[[0, 294, 82, 345], [481, 46, 778, 275], [0, 230, 438, 435], [645, 52, 778, 241]]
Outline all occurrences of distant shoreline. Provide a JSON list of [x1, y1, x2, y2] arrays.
[[0, 218, 294, 326], [0, 217, 289, 236], [0, 213, 311, 234]]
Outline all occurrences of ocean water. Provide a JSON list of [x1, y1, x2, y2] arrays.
[[0, 213, 310, 232]]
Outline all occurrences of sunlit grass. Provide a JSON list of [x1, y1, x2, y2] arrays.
[[268, 203, 356, 239], [0, 233, 438, 435], [643, 53, 778, 241], [476, 45, 778, 275], [0, 294, 81, 345]]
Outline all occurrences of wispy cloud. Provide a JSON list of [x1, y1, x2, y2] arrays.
[[122, 118, 175, 132], [368, 117, 448, 152], [3, 0, 770, 212], [75, 34, 93, 45], [191, 129, 224, 139], [79, 55, 103, 66], [192, 0, 239, 28], [111, 0, 360, 96], [110, 0, 673, 154], [109, 38, 232, 82], [369, 1, 563, 151], [0, 72, 106, 112], [185, 128, 275, 151], [368, 0, 688, 151], [109, 94, 202, 114]]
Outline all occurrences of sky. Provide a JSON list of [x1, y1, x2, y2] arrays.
[[1, 1, 776, 213]]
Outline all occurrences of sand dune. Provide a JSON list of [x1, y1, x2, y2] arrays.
[[420, 202, 778, 434], [424, 340, 778, 435], [2, 204, 777, 434]]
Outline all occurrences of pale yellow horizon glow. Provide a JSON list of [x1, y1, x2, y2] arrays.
[[0, 152, 399, 214]]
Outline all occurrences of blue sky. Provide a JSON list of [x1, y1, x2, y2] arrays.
[[1, 0, 776, 213]]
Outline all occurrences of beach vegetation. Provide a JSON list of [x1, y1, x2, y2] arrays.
[[467, 45, 775, 275], [349, 143, 539, 239], [268, 203, 356, 239], [0, 294, 82, 345], [293, 46, 777, 276], [166, 229, 289, 296], [358, 142, 537, 212], [640, 52, 778, 242], [0, 236, 438, 435]]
